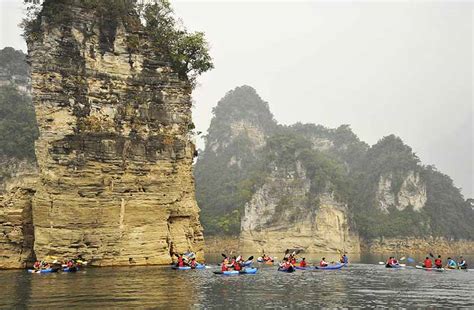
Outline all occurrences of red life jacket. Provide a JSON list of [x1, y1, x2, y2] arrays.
[[190, 260, 196, 267], [178, 257, 184, 267], [299, 260, 307, 267], [320, 261, 328, 267], [434, 259, 442, 267], [221, 263, 228, 271], [424, 259, 432, 268], [233, 262, 241, 271]]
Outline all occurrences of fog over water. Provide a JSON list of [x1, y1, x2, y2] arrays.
[[1, 0, 472, 197]]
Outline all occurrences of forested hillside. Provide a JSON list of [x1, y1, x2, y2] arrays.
[[195, 86, 474, 241]]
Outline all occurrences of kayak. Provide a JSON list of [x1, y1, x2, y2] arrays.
[[28, 268, 56, 274], [415, 265, 445, 272], [63, 267, 78, 272], [314, 263, 345, 270], [295, 266, 313, 270], [213, 268, 258, 275], [172, 263, 206, 270], [386, 264, 403, 268], [277, 267, 295, 273]]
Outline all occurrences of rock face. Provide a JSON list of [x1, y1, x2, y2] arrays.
[[376, 171, 427, 212], [240, 160, 360, 253], [23, 2, 203, 266], [0, 170, 37, 268], [363, 237, 474, 254]]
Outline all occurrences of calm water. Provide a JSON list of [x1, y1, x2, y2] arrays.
[[1, 254, 473, 309]]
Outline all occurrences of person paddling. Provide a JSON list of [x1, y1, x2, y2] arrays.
[[458, 256, 467, 269], [340, 254, 348, 264], [190, 258, 197, 269], [221, 257, 230, 272], [177, 254, 185, 267], [446, 257, 457, 269], [299, 258, 307, 267], [423, 257, 432, 268], [319, 257, 328, 267], [434, 255, 443, 269]]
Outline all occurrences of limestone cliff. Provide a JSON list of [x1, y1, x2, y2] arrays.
[[15, 0, 205, 266], [240, 154, 359, 253], [376, 171, 427, 212], [0, 171, 36, 268], [194, 85, 277, 234]]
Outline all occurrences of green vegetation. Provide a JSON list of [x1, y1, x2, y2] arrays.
[[0, 47, 29, 77], [0, 86, 38, 160], [195, 86, 276, 235], [22, 0, 213, 86], [196, 86, 474, 241]]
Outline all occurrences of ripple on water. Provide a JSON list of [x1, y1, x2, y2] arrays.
[[0, 264, 473, 308]]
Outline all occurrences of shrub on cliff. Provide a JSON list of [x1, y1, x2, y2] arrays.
[[22, 0, 213, 87]]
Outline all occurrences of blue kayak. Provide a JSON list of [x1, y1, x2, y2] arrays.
[[295, 266, 313, 270], [314, 263, 345, 270], [278, 267, 295, 273], [172, 263, 206, 270], [28, 268, 55, 274], [214, 268, 258, 275], [63, 267, 79, 272]]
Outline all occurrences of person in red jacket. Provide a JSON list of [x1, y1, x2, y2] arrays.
[[221, 258, 230, 271], [320, 257, 328, 267], [177, 255, 185, 267], [423, 257, 432, 268], [233, 259, 242, 271], [299, 258, 307, 267], [190, 258, 197, 269], [434, 255, 443, 268]]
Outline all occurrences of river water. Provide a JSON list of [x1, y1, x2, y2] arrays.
[[1, 253, 473, 309]]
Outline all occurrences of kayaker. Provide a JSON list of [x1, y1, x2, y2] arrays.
[[280, 258, 294, 271], [319, 257, 328, 267], [177, 254, 185, 267], [233, 259, 242, 271], [434, 255, 443, 269], [423, 257, 432, 268], [458, 256, 467, 269], [190, 258, 197, 269], [386, 257, 394, 266], [299, 258, 307, 267], [290, 255, 297, 265], [67, 260, 74, 268], [446, 257, 457, 269], [33, 261, 41, 270], [221, 257, 230, 272], [340, 254, 348, 264]]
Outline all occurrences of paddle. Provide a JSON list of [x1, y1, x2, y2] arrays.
[[247, 256, 254, 261]]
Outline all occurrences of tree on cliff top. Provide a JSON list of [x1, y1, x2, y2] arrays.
[[22, 0, 213, 87]]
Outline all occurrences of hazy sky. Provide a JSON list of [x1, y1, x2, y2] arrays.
[[1, 0, 472, 198]]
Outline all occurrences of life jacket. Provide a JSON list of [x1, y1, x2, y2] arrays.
[[34, 262, 40, 269], [233, 261, 241, 271], [434, 259, 442, 267], [190, 260, 196, 268], [386, 259, 393, 265], [67, 261, 73, 268], [221, 263, 228, 272], [424, 259, 432, 268], [299, 260, 307, 267], [178, 257, 184, 267], [320, 261, 328, 267], [290, 258, 296, 265]]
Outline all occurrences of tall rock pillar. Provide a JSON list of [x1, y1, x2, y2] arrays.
[[27, 2, 203, 265]]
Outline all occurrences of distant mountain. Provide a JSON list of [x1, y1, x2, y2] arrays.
[[195, 86, 474, 247]]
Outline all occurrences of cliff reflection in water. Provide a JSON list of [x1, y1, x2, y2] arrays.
[[1, 256, 473, 308]]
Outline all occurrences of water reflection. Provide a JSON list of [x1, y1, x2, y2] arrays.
[[0, 255, 472, 309]]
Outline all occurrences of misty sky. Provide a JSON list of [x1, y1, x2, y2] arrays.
[[1, 0, 472, 198]]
